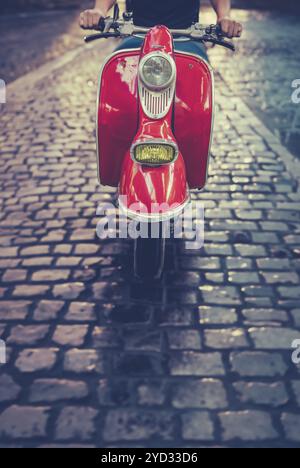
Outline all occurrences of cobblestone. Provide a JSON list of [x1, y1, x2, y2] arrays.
[[0, 301, 30, 320], [181, 411, 214, 441], [52, 325, 88, 347], [234, 382, 289, 407], [249, 327, 299, 350], [136, 381, 166, 407], [20, 246, 49, 257], [0, 406, 49, 439], [291, 309, 300, 328], [29, 379, 88, 402], [31, 269, 70, 282], [291, 381, 300, 407], [172, 379, 228, 409], [15, 348, 59, 373], [65, 302, 96, 322], [0, 375, 21, 403], [98, 379, 131, 407], [205, 329, 249, 349], [199, 306, 238, 325], [235, 245, 267, 257], [281, 414, 300, 443], [199, 286, 242, 306], [55, 407, 98, 441], [92, 327, 121, 349], [52, 283, 85, 300], [169, 352, 225, 376], [33, 300, 64, 321], [103, 409, 175, 442], [228, 272, 260, 284], [2, 269, 27, 283], [13, 285, 50, 298], [257, 259, 292, 271], [230, 352, 288, 377], [219, 411, 278, 441], [242, 308, 289, 323], [262, 272, 299, 285], [7, 325, 49, 345], [278, 287, 300, 300], [167, 329, 201, 350], [64, 349, 104, 374]]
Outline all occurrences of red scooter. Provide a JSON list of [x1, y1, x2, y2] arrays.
[[84, 7, 235, 279]]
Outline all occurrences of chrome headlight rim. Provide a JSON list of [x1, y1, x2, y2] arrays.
[[138, 52, 176, 91], [130, 139, 179, 166]]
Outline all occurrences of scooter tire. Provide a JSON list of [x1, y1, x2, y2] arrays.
[[134, 223, 166, 280]]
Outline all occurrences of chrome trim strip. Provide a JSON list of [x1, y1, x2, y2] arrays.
[[118, 194, 191, 223]]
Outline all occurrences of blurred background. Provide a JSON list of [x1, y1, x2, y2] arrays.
[[0, 0, 300, 158], [1, 0, 300, 12]]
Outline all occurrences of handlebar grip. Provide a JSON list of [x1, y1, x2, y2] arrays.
[[84, 33, 102, 43], [84, 32, 120, 43], [201, 33, 235, 52]]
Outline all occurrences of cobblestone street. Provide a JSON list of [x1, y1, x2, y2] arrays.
[[1, 13, 300, 448]]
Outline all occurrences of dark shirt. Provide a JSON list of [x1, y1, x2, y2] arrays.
[[131, 0, 201, 28]]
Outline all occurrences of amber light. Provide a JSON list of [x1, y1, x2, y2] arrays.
[[134, 144, 176, 165]]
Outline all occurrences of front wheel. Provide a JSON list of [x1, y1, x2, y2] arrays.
[[134, 223, 166, 280]]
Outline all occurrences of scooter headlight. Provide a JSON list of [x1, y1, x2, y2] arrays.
[[139, 53, 175, 90]]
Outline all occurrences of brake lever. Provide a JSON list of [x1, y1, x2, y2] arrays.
[[214, 39, 235, 51], [204, 24, 236, 51], [113, 3, 120, 22], [202, 34, 235, 51]]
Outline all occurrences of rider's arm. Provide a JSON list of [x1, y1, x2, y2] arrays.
[[94, 0, 116, 15], [80, 0, 117, 29], [209, 0, 243, 37]]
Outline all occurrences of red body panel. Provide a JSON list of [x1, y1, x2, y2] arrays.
[[174, 54, 213, 189], [97, 27, 213, 195], [97, 50, 139, 186]]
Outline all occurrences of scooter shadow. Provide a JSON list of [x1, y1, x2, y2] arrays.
[[91, 235, 201, 320]]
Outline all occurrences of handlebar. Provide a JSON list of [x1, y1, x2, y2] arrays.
[[85, 32, 121, 42], [83, 18, 236, 52]]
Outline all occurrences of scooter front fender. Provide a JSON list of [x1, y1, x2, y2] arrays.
[[119, 151, 189, 221]]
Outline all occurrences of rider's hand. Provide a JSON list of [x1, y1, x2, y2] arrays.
[[79, 9, 106, 30], [218, 17, 243, 38]]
